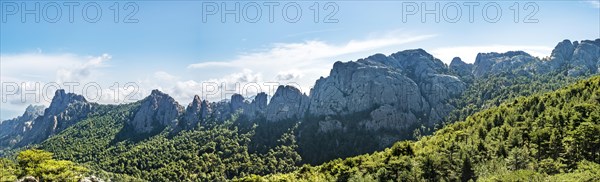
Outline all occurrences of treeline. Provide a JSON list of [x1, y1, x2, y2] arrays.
[[245, 75, 600, 181], [36, 105, 303, 181], [1, 74, 595, 181]]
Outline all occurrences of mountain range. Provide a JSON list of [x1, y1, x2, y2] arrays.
[[0, 38, 599, 181]]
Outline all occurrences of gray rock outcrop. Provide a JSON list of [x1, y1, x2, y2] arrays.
[[0, 105, 45, 147], [266, 86, 309, 122], [472, 51, 537, 78], [183, 95, 203, 128], [308, 49, 465, 135], [18, 89, 94, 146], [568, 39, 600, 76], [129, 90, 184, 133], [449, 57, 473, 79], [242, 92, 268, 120]]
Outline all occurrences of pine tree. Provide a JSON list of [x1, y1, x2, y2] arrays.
[[460, 157, 476, 182]]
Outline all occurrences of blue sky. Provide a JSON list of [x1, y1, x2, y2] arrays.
[[1, 0, 599, 120]]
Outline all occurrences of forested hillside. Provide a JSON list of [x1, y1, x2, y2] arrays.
[[1, 39, 598, 181], [36, 108, 303, 181], [247, 75, 600, 181]]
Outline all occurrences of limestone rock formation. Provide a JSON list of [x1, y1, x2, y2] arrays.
[[18, 89, 94, 146], [183, 95, 203, 128], [266, 86, 309, 122], [449, 57, 474, 79], [308, 49, 466, 135], [0, 105, 45, 147], [129, 90, 184, 133]]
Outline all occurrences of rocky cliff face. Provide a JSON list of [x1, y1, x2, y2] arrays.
[[169, 39, 598, 142], [469, 39, 600, 78], [472, 51, 537, 78], [242, 92, 268, 120], [266, 86, 309, 122], [0, 105, 45, 134], [0, 105, 45, 147], [183, 95, 203, 128], [308, 49, 465, 135], [129, 90, 184, 133], [569, 39, 600, 76], [3, 38, 599, 151], [13, 90, 95, 147], [449, 57, 473, 80]]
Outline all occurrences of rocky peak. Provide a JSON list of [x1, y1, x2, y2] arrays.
[[390, 49, 449, 79], [234, 92, 269, 120], [266, 85, 309, 122], [551, 39, 575, 62], [191, 95, 201, 105], [308, 50, 466, 141], [0, 105, 45, 140], [252, 92, 268, 110], [450, 57, 467, 66], [473, 51, 535, 77], [230, 94, 246, 111], [46, 89, 87, 114], [130, 89, 184, 133], [200, 100, 210, 119], [183, 95, 203, 128], [23, 105, 45, 121], [449, 57, 473, 78], [16, 90, 94, 146], [568, 39, 600, 76], [42, 89, 92, 124], [358, 53, 401, 69]]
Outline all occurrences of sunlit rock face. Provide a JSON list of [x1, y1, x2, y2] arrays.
[[130, 90, 184, 133]]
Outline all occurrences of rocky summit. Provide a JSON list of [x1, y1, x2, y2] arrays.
[[0, 105, 45, 147], [266, 86, 309, 122], [2, 38, 599, 151], [308, 49, 465, 138], [129, 89, 184, 133], [183, 95, 203, 128], [0, 90, 95, 148]]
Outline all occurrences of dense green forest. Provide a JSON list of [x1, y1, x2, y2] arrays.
[[244, 75, 600, 181], [0, 149, 88, 181], [1, 74, 596, 181], [0, 74, 597, 181], [447, 72, 579, 124], [297, 73, 581, 165], [33, 108, 302, 181]]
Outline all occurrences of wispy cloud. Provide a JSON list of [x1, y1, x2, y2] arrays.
[[1, 52, 112, 84], [56, 54, 111, 83], [184, 32, 436, 99], [0, 53, 134, 120], [285, 28, 343, 38], [431, 45, 553, 64], [189, 33, 436, 70]]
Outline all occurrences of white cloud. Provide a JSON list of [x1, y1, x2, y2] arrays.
[[1, 31, 436, 120], [154, 71, 179, 81], [0, 53, 115, 119], [277, 70, 304, 81], [431, 45, 553, 64], [187, 32, 437, 98], [189, 34, 436, 70], [57, 54, 111, 83], [141, 69, 269, 104]]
